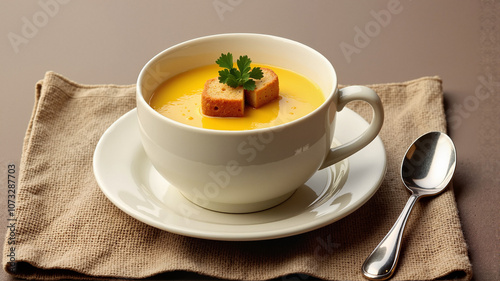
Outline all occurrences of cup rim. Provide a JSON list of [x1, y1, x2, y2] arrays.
[[136, 33, 338, 135]]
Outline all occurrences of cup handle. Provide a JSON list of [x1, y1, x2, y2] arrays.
[[319, 85, 384, 169]]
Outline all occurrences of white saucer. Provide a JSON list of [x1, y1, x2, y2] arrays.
[[93, 108, 386, 241]]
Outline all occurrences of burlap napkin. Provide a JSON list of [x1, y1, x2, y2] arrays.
[[3, 72, 472, 280]]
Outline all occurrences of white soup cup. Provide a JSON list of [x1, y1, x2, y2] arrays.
[[136, 33, 384, 213]]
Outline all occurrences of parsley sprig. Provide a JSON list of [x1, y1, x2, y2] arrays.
[[216, 53, 263, 91]]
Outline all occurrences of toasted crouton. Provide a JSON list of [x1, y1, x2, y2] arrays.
[[245, 68, 279, 108], [201, 78, 245, 117]]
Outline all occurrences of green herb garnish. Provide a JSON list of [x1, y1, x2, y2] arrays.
[[216, 52, 264, 91]]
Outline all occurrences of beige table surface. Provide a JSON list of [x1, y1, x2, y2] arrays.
[[1, 1, 498, 280]]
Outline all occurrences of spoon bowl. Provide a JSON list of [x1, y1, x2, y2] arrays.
[[401, 131, 457, 195], [362, 131, 457, 280]]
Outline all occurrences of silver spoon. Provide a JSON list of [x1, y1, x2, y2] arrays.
[[362, 131, 457, 280]]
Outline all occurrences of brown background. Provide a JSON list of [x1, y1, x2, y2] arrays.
[[1, 1, 498, 280]]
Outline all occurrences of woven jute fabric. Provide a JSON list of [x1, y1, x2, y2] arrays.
[[3, 72, 472, 280]]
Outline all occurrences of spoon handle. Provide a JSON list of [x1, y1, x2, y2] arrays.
[[362, 194, 419, 280]]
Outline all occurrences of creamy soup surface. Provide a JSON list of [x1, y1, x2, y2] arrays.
[[149, 64, 325, 131]]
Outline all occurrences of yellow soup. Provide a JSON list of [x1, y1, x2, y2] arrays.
[[149, 64, 325, 131]]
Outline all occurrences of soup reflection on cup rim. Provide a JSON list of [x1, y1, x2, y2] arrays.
[[136, 33, 383, 213]]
